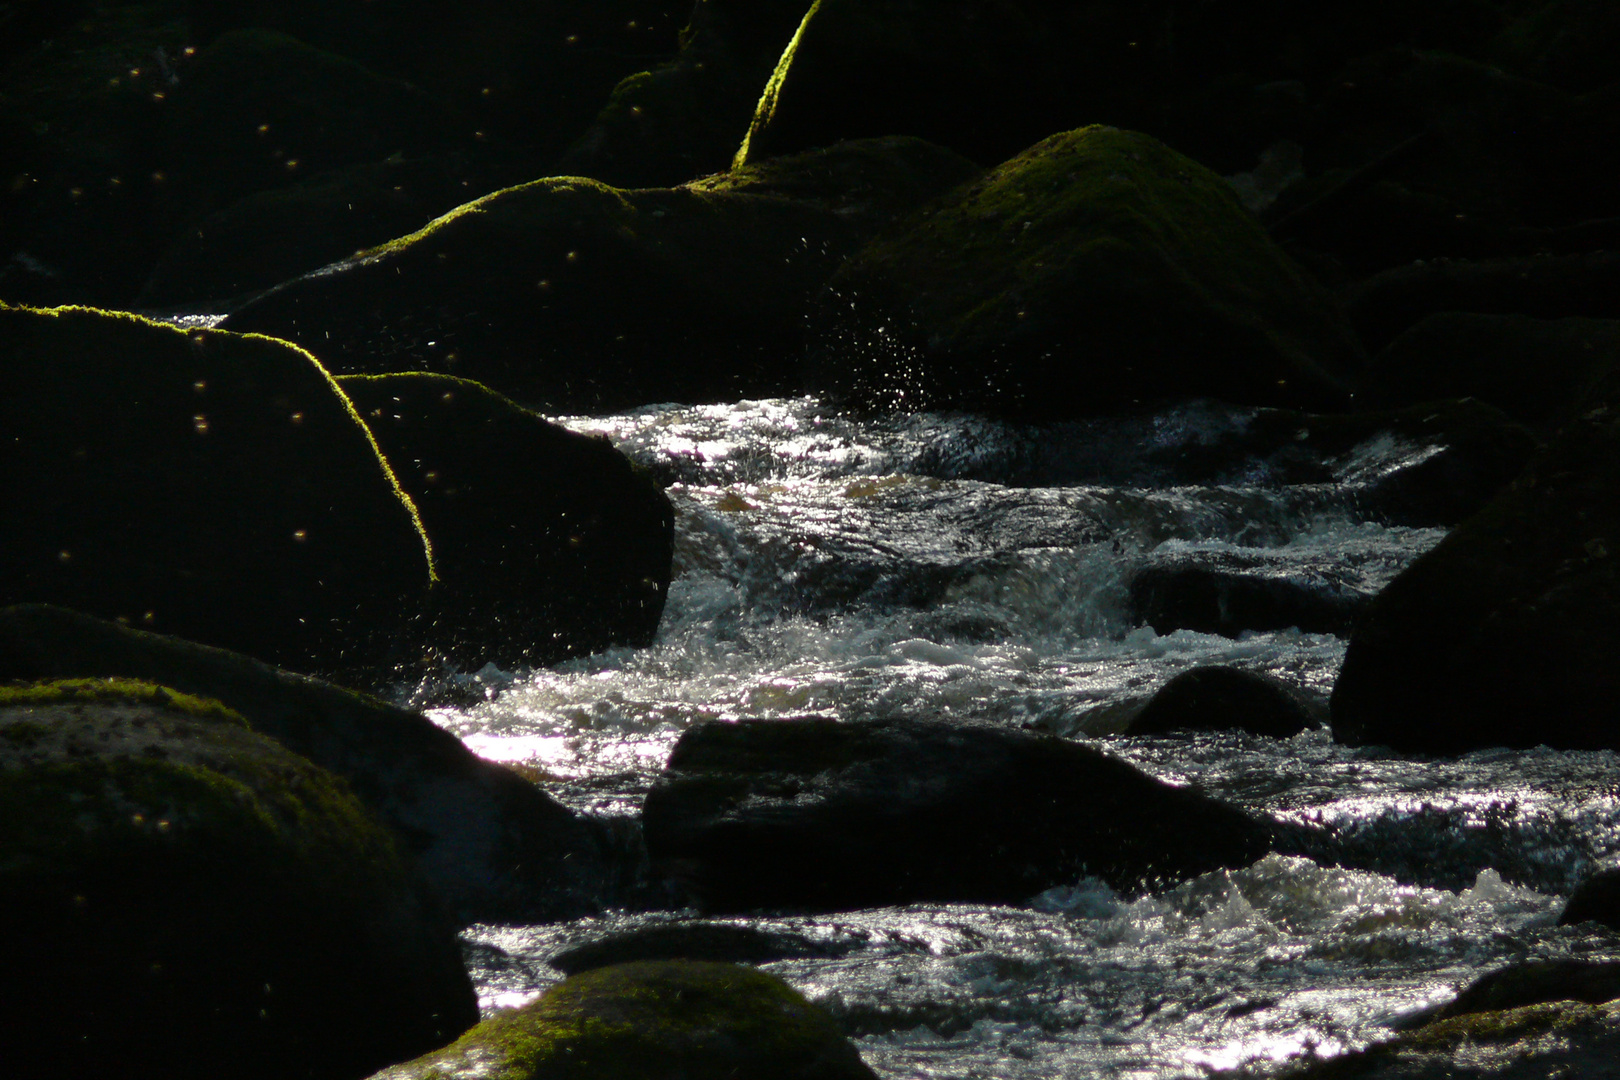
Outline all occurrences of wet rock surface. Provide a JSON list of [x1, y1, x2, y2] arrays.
[[1332, 402, 1620, 753], [0, 604, 626, 924], [0, 678, 478, 1080], [1127, 665, 1324, 738], [370, 960, 878, 1080], [643, 716, 1277, 912]]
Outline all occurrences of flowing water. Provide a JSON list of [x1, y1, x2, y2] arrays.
[[416, 396, 1620, 1078]]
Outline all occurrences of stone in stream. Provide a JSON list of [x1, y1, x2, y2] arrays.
[[1280, 960, 1620, 1079], [0, 604, 629, 924], [1560, 865, 1620, 931], [1331, 401, 1620, 753], [642, 717, 1276, 912], [222, 137, 979, 412], [804, 126, 1362, 419], [1128, 553, 1370, 639], [0, 678, 479, 1080], [1126, 666, 1323, 739], [550, 922, 854, 976], [338, 372, 674, 668], [368, 960, 877, 1080], [0, 302, 433, 673]]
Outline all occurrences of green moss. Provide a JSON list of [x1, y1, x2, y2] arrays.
[[733, 0, 822, 170], [384, 960, 871, 1079], [0, 676, 246, 725], [356, 177, 637, 260]]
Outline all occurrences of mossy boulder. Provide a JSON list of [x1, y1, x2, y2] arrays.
[[1331, 402, 1620, 752], [0, 603, 626, 922], [560, 0, 814, 187], [643, 717, 1276, 912], [0, 303, 434, 672], [340, 373, 675, 667], [1280, 999, 1620, 1079], [370, 960, 876, 1080], [1127, 666, 1323, 738], [806, 126, 1362, 418], [1361, 312, 1620, 431], [223, 138, 978, 411], [0, 678, 478, 1080]]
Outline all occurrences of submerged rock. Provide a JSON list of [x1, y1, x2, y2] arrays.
[[0, 678, 478, 1080], [224, 139, 976, 411], [0, 604, 625, 923], [0, 302, 433, 672], [806, 126, 1361, 419], [1331, 403, 1620, 753], [1128, 666, 1323, 738], [1423, 959, 1620, 1022], [643, 717, 1276, 912], [340, 373, 674, 667], [550, 922, 852, 976], [370, 960, 877, 1080]]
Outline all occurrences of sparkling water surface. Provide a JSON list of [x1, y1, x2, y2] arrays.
[[420, 397, 1620, 1078]]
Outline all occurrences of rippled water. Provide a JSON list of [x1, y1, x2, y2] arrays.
[[422, 397, 1620, 1078]]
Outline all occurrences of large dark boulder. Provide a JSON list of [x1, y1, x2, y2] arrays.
[[806, 126, 1362, 418], [0, 303, 433, 672], [223, 138, 978, 411], [643, 717, 1276, 912], [0, 678, 479, 1080], [0, 603, 625, 923], [1361, 312, 1620, 431], [1331, 402, 1620, 753], [340, 373, 674, 666], [1560, 865, 1620, 930], [371, 960, 878, 1080]]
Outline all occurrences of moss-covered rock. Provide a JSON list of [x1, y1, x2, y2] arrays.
[[1362, 312, 1620, 431], [340, 373, 675, 666], [370, 960, 876, 1080], [223, 139, 978, 411], [643, 717, 1276, 912], [0, 678, 478, 1080], [0, 302, 434, 671], [807, 126, 1362, 418], [1281, 998, 1620, 1078], [1331, 401, 1620, 752], [0, 603, 627, 922]]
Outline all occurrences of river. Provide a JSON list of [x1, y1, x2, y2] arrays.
[[417, 395, 1620, 1079]]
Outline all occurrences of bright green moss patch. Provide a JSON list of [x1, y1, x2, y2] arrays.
[[0, 676, 246, 725], [378, 960, 876, 1079], [733, 0, 822, 170], [357, 176, 638, 260]]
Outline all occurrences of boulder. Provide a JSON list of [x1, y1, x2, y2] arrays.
[[1560, 865, 1620, 930], [560, 0, 814, 187], [1128, 553, 1370, 638], [340, 373, 675, 666], [642, 717, 1276, 912], [1331, 403, 1620, 753], [805, 126, 1362, 419], [1344, 251, 1620, 351], [1422, 959, 1620, 1022], [0, 303, 433, 672], [1489, 0, 1620, 92], [0, 603, 628, 923], [0, 678, 479, 1080], [369, 960, 878, 1080], [223, 139, 978, 411], [1127, 666, 1323, 738], [1361, 312, 1620, 431], [1279, 999, 1620, 1079]]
